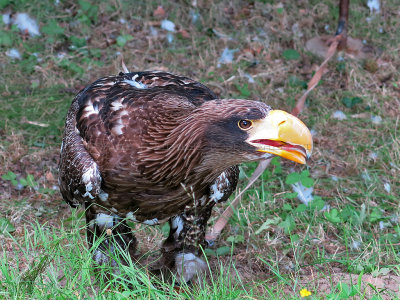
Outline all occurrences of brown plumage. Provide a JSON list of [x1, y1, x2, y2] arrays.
[[58, 71, 312, 283]]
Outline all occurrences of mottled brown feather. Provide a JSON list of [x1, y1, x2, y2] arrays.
[[59, 71, 271, 221]]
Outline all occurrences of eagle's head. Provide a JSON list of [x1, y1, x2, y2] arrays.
[[196, 99, 312, 166], [139, 98, 312, 185]]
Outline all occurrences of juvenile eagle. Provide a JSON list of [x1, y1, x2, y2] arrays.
[[58, 71, 312, 283]]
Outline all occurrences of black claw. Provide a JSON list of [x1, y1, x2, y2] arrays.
[[205, 239, 215, 247], [175, 279, 192, 287]]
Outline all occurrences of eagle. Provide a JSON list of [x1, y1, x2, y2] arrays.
[[58, 71, 312, 283]]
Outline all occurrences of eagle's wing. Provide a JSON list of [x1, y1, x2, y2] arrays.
[[58, 90, 102, 207], [58, 71, 218, 209]]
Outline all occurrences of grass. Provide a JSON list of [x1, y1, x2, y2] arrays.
[[1, 0, 400, 298]]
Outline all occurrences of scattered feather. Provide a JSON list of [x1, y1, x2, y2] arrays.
[[361, 170, 371, 182], [310, 129, 317, 136], [379, 221, 389, 231], [291, 182, 314, 206], [276, 87, 284, 94], [291, 23, 303, 38], [351, 240, 361, 250], [217, 48, 238, 67], [13, 13, 41, 37], [367, 0, 380, 14], [368, 152, 378, 160], [6, 48, 21, 60], [161, 19, 175, 32], [244, 73, 255, 83], [190, 10, 200, 24], [252, 29, 270, 49], [371, 115, 382, 124], [331, 175, 338, 182], [384, 182, 391, 193], [2, 13, 11, 25], [212, 29, 232, 40], [119, 18, 126, 24], [390, 215, 399, 224], [332, 110, 347, 120], [166, 33, 174, 43], [324, 24, 330, 32], [56, 52, 66, 59], [15, 183, 24, 191], [321, 204, 331, 211], [32, 52, 42, 62], [149, 26, 158, 37]]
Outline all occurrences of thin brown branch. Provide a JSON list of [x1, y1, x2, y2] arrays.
[[291, 34, 342, 117]]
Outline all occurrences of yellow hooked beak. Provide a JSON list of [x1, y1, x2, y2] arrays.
[[246, 110, 313, 164]]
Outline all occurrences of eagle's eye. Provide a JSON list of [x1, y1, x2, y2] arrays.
[[238, 120, 253, 130]]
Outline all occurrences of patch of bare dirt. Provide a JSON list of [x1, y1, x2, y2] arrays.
[[291, 270, 400, 299]]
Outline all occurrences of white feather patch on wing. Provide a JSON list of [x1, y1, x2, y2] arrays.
[[81, 164, 99, 199], [210, 171, 229, 203], [110, 99, 124, 111], [81, 100, 98, 118], [111, 123, 124, 135]]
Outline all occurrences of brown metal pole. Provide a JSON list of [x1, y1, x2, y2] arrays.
[[336, 0, 349, 50]]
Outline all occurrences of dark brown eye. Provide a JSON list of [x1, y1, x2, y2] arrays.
[[238, 120, 253, 130]]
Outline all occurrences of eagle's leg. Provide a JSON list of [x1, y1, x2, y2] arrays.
[[85, 203, 137, 272], [162, 203, 214, 283]]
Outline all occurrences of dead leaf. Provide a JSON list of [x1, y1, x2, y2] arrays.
[[178, 29, 190, 39], [306, 35, 371, 60], [45, 171, 55, 182], [153, 6, 165, 18], [364, 275, 385, 289]]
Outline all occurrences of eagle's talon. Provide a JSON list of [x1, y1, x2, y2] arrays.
[[174, 279, 192, 287]]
